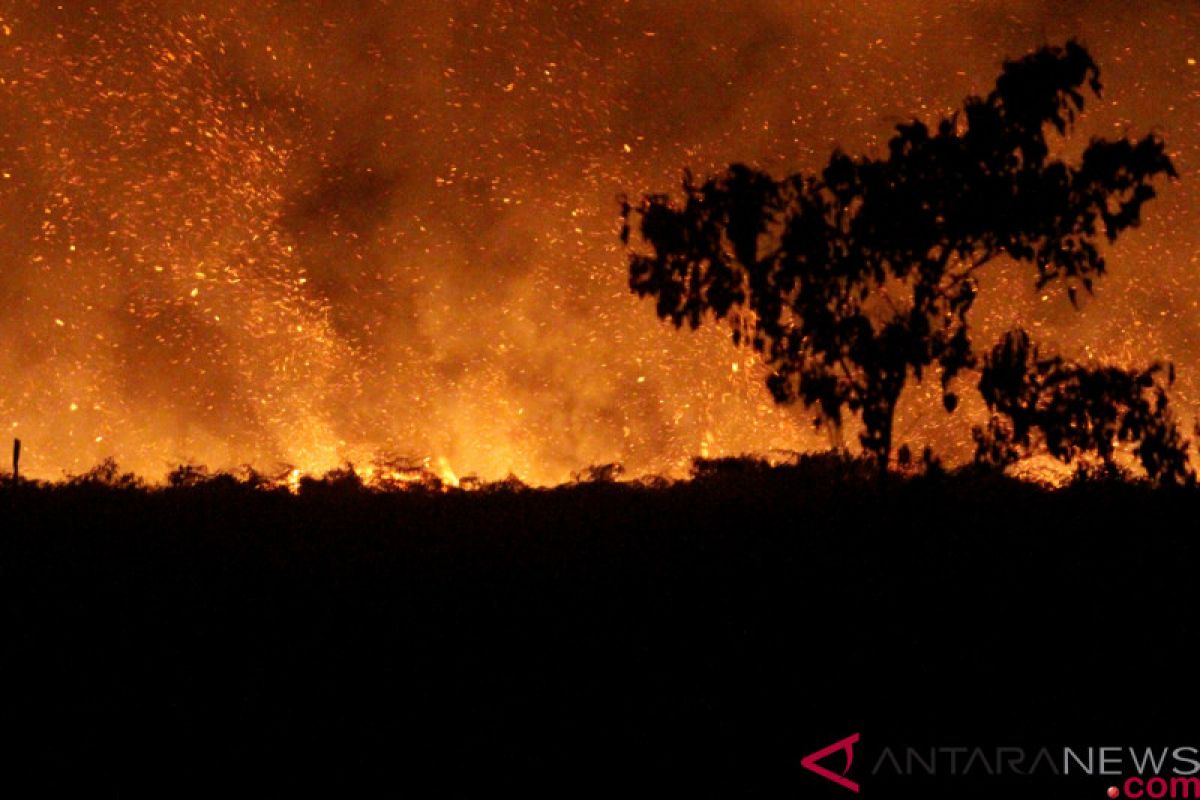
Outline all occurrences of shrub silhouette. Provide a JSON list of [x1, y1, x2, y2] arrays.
[[67, 457, 143, 489], [621, 40, 1176, 475], [572, 462, 626, 484], [167, 463, 215, 488], [974, 329, 1193, 486]]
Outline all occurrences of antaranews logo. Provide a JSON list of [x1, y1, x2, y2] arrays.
[[802, 736, 1200, 797], [801, 733, 860, 793]]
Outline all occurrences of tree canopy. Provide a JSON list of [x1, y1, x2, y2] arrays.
[[621, 40, 1185, 479]]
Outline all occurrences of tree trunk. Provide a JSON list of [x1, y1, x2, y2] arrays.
[[875, 399, 896, 489]]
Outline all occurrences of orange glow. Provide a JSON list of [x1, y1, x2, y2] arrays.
[[0, 3, 1195, 484]]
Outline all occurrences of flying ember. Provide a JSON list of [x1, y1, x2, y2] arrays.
[[0, 1, 1195, 484]]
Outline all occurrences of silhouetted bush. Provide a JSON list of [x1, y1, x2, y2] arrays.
[[66, 457, 144, 489], [974, 328, 1194, 485], [572, 462, 626, 483]]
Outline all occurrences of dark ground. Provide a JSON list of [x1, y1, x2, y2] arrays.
[[2, 456, 1196, 797]]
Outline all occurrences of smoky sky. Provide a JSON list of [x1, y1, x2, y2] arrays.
[[0, 0, 1196, 482]]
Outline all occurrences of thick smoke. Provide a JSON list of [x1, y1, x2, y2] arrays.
[[0, 0, 1195, 482]]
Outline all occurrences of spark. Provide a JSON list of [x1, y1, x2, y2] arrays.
[[0, 2, 1193, 485]]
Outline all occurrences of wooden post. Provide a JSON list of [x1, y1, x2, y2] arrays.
[[12, 438, 19, 485]]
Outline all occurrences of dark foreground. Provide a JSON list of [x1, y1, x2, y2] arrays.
[[3, 459, 1196, 797]]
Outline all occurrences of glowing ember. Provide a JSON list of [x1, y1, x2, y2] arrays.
[[0, 3, 1195, 483]]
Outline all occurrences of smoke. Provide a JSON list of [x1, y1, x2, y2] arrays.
[[0, 0, 1195, 482]]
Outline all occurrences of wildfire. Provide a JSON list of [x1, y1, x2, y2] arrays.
[[275, 454, 462, 494], [436, 457, 460, 489], [0, 2, 1194, 485]]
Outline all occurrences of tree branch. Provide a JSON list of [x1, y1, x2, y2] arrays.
[[934, 248, 996, 301]]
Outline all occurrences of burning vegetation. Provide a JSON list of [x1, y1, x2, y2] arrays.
[[1, 3, 1198, 484]]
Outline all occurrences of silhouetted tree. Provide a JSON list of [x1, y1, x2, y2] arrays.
[[621, 41, 1176, 474], [974, 329, 1193, 486]]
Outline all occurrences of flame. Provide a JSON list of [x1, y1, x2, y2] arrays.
[[276, 455, 460, 493], [0, 3, 1194, 484], [436, 456, 460, 489]]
